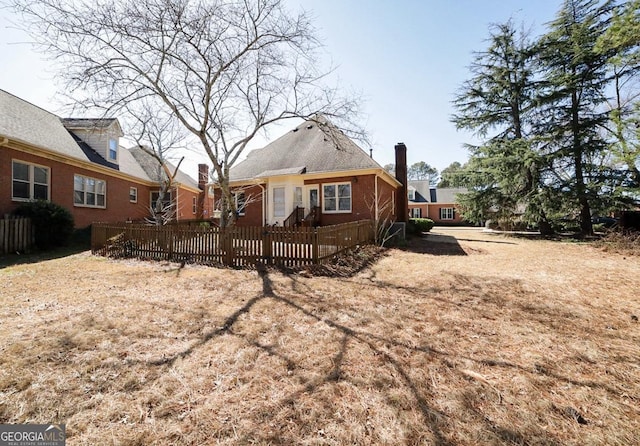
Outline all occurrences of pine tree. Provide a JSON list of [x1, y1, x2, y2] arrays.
[[536, 0, 616, 235]]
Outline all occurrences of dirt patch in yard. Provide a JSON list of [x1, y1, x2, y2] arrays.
[[0, 229, 639, 445]]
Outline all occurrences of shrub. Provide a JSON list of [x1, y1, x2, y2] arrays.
[[408, 218, 435, 234], [13, 200, 74, 250]]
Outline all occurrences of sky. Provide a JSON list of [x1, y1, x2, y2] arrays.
[[0, 0, 564, 177]]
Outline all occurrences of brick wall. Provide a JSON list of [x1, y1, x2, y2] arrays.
[[1, 147, 154, 228]]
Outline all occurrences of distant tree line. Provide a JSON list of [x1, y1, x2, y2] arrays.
[[450, 0, 640, 235]]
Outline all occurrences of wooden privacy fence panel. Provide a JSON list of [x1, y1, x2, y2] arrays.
[[0, 217, 34, 254], [91, 220, 374, 267]]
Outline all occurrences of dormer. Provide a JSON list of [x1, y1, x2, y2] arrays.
[[61, 118, 124, 165], [407, 185, 416, 202]]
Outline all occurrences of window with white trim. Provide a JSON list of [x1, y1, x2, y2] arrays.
[[109, 138, 118, 161], [129, 187, 138, 203], [234, 192, 246, 216], [74, 175, 106, 208], [410, 207, 422, 218], [273, 187, 285, 218], [440, 207, 454, 220], [323, 182, 351, 213], [12, 160, 50, 201], [151, 190, 173, 210]]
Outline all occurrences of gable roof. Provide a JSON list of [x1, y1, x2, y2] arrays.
[[408, 180, 431, 203], [0, 89, 90, 161], [61, 118, 124, 136], [129, 146, 199, 189], [0, 89, 195, 186], [230, 118, 384, 181]]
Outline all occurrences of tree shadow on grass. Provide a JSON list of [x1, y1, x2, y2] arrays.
[[13, 256, 629, 444], [0, 233, 90, 269], [402, 235, 468, 256]]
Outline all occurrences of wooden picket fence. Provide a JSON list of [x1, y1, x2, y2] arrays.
[[91, 220, 374, 267], [0, 217, 34, 254]]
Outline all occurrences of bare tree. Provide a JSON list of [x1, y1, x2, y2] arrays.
[[11, 0, 363, 227], [126, 101, 187, 225]]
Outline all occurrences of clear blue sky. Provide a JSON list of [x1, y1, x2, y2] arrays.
[[0, 0, 564, 175]]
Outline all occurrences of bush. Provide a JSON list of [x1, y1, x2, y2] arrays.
[[13, 200, 74, 250], [408, 218, 435, 234]]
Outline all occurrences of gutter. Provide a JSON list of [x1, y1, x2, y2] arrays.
[[0, 136, 8, 146]]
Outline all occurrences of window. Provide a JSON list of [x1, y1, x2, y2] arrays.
[[129, 187, 138, 203], [109, 138, 118, 161], [293, 187, 303, 208], [192, 196, 197, 214], [411, 207, 422, 218], [408, 188, 415, 201], [323, 183, 351, 213], [12, 160, 50, 201], [74, 175, 106, 208], [151, 190, 173, 210], [440, 207, 454, 220], [273, 187, 285, 218], [234, 192, 246, 216]]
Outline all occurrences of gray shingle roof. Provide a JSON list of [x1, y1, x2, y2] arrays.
[[128, 146, 198, 189], [434, 187, 467, 204], [230, 118, 382, 181], [61, 118, 119, 130], [0, 89, 90, 161]]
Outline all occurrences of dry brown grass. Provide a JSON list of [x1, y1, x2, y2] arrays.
[[595, 230, 640, 257], [1, 227, 639, 445]]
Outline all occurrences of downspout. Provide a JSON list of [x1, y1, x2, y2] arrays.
[[374, 174, 379, 221], [258, 183, 267, 226]]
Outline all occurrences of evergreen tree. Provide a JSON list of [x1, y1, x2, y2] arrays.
[[451, 21, 547, 229], [536, 0, 616, 235]]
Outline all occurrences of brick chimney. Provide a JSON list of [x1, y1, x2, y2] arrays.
[[395, 143, 408, 223]]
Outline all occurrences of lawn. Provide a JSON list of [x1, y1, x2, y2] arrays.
[[0, 228, 638, 445]]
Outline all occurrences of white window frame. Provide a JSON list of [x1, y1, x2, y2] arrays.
[[273, 186, 286, 218], [408, 188, 415, 201], [150, 190, 173, 210], [74, 174, 106, 208], [129, 187, 138, 203], [108, 138, 118, 161], [234, 192, 246, 216], [440, 207, 454, 220], [411, 207, 422, 218], [322, 182, 352, 214], [11, 160, 50, 202]]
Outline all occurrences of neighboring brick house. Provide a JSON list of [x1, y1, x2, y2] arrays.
[[214, 118, 403, 227], [0, 89, 202, 228], [408, 180, 467, 224]]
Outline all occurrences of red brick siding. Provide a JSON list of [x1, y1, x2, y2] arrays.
[[304, 174, 397, 226], [426, 204, 465, 224], [175, 187, 200, 221], [1, 147, 153, 228], [212, 184, 265, 226]]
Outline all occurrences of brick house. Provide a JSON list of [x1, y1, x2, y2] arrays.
[[0, 89, 202, 228], [213, 118, 404, 226], [407, 180, 467, 224]]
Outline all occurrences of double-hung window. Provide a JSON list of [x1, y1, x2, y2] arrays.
[[440, 207, 454, 220], [74, 175, 106, 208], [129, 187, 138, 203], [323, 182, 351, 213], [12, 160, 50, 201], [108, 139, 118, 161]]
